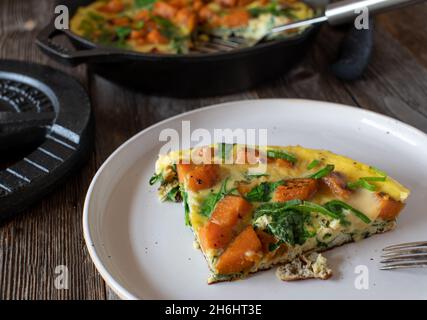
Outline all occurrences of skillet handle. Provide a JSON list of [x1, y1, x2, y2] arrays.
[[36, 20, 124, 67]]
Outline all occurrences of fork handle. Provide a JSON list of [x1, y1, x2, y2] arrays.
[[326, 0, 426, 25]]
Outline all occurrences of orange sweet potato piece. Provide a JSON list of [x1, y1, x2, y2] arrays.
[[152, 1, 177, 19], [215, 0, 238, 7], [199, 196, 252, 250], [216, 226, 262, 275], [174, 8, 197, 32], [273, 178, 318, 202], [135, 9, 150, 21], [376, 193, 405, 221], [146, 29, 169, 44], [199, 222, 233, 250], [187, 165, 219, 191], [112, 17, 130, 26], [220, 10, 250, 28], [210, 195, 252, 227], [98, 0, 124, 13], [322, 172, 352, 199], [176, 164, 220, 191], [274, 158, 293, 168]]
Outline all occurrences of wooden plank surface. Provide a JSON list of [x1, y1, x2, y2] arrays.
[[0, 0, 426, 300]]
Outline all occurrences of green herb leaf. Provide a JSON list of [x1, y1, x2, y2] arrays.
[[307, 159, 320, 170], [253, 199, 353, 246], [361, 176, 387, 182], [135, 0, 156, 9], [115, 26, 132, 43], [266, 149, 297, 163], [149, 173, 163, 185], [182, 189, 191, 226], [218, 143, 234, 163], [246, 180, 284, 202], [165, 185, 180, 202], [370, 166, 388, 177], [308, 164, 334, 179], [200, 177, 233, 217], [257, 208, 312, 246], [324, 200, 371, 224], [134, 20, 145, 30], [347, 176, 387, 191], [244, 172, 270, 180]]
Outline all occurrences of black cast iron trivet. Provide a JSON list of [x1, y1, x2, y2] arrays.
[[0, 60, 92, 221]]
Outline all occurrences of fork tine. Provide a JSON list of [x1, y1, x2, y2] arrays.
[[382, 241, 427, 251], [380, 261, 427, 270], [381, 254, 427, 264], [381, 248, 427, 258]]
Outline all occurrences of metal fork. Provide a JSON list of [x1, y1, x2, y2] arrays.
[[380, 241, 427, 270], [193, 0, 425, 53]]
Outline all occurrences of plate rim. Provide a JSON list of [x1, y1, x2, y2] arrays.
[[83, 98, 427, 300]]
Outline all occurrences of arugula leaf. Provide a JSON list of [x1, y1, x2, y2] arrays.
[[149, 172, 163, 185], [245, 180, 284, 202], [266, 149, 297, 163], [308, 164, 334, 179], [200, 178, 233, 217]]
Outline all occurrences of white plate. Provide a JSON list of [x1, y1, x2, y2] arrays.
[[83, 99, 427, 300]]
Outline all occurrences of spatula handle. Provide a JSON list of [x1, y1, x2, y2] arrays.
[[326, 0, 426, 25]]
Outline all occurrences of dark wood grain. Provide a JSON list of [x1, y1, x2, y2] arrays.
[[0, 0, 426, 300], [0, 0, 106, 300]]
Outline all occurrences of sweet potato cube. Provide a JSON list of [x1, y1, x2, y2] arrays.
[[216, 226, 262, 275], [376, 193, 405, 221], [273, 178, 318, 202], [176, 164, 219, 191]]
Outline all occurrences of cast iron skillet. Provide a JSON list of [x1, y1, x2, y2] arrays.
[[36, 0, 329, 97]]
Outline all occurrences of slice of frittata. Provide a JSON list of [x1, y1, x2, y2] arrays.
[[150, 144, 410, 283]]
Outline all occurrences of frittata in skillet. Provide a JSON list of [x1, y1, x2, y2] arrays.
[[150, 144, 410, 283], [70, 0, 315, 53]]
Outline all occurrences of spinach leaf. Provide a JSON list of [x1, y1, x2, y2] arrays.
[[324, 200, 371, 224], [245, 180, 283, 202], [149, 172, 163, 185], [135, 0, 156, 9], [253, 199, 360, 246], [165, 185, 181, 202], [182, 189, 191, 226], [115, 26, 132, 43], [200, 178, 234, 217], [265, 209, 312, 246]]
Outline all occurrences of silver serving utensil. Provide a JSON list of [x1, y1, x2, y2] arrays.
[[193, 0, 426, 52]]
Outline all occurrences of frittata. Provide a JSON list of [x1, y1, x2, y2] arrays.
[[70, 0, 315, 53], [150, 144, 410, 283]]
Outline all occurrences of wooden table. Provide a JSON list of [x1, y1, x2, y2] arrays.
[[0, 0, 426, 300]]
